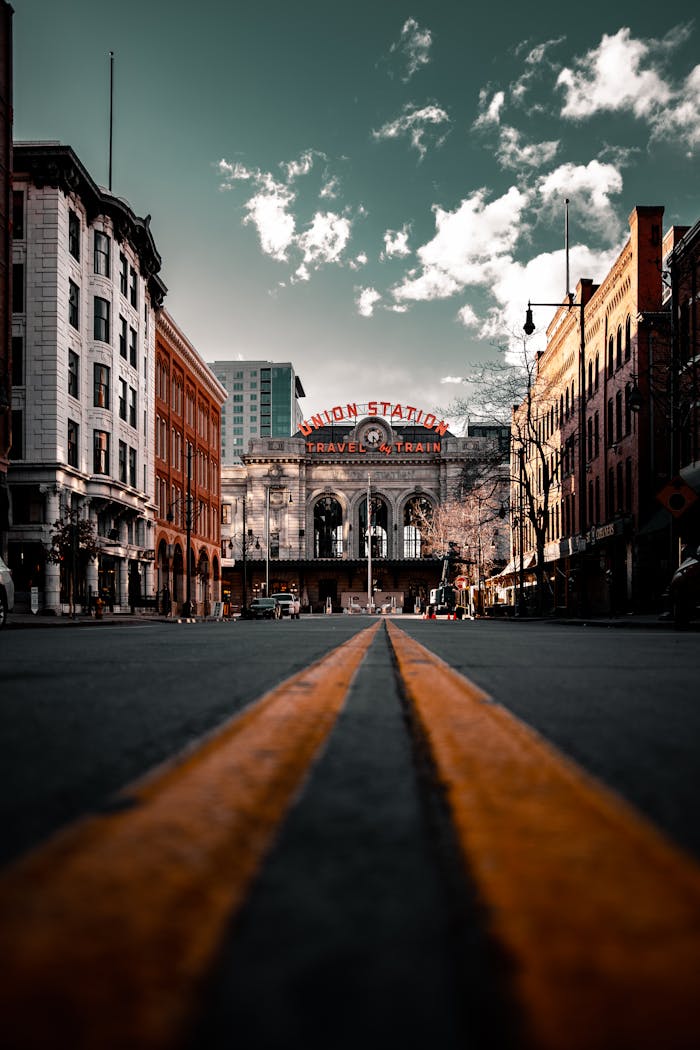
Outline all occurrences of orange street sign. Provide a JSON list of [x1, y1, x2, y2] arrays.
[[656, 477, 698, 517]]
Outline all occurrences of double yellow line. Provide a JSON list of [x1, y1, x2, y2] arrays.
[[2, 620, 700, 1050]]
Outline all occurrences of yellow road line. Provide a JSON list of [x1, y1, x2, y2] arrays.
[[0, 622, 381, 1050], [386, 621, 700, 1050]]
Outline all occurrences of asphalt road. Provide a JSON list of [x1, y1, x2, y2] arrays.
[[1, 617, 699, 1050]]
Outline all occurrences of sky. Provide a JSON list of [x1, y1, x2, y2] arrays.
[[13, 0, 700, 427]]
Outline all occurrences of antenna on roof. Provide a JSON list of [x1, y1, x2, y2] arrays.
[[565, 197, 571, 303], [108, 51, 114, 192]]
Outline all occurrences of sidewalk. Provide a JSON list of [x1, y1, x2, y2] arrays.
[[4, 611, 213, 629]]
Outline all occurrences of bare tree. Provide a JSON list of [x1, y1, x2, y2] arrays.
[[446, 333, 562, 614], [46, 509, 99, 615]]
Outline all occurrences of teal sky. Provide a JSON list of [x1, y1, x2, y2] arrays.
[[13, 0, 700, 425]]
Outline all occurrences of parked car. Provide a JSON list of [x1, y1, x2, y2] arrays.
[[668, 544, 700, 627], [0, 555, 14, 629], [241, 597, 281, 620], [271, 592, 301, 618]]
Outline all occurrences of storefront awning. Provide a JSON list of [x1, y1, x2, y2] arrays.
[[492, 551, 536, 578]]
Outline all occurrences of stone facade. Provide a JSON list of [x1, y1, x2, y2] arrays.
[[8, 143, 166, 613], [220, 408, 502, 614]]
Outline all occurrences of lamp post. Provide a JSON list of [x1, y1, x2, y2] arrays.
[[367, 473, 373, 614], [524, 293, 587, 612]]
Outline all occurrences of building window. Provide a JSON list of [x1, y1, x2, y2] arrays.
[[129, 266, 138, 308], [615, 390, 623, 442], [119, 316, 127, 358], [616, 326, 623, 369], [68, 349, 79, 397], [129, 447, 137, 487], [624, 316, 631, 362], [12, 336, 23, 385], [129, 327, 137, 368], [608, 467, 615, 516], [607, 398, 613, 444], [67, 419, 79, 468], [94, 363, 110, 409], [594, 411, 600, 458], [625, 458, 632, 512], [12, 264, 24, 313], [12, 190, 24, 239], [69, 210, 80, 260], [129, 388, 137, 428], [120, 252, 128, 296], [93, 430, 110, 474], [94, 231, 111, 277], [94, 296, 111, 343], [69, 280, 80, 329], [119, 378, 127, 420], [10, 410, 23, 459], [595, 354, 599, 391], [624, 384, 632, 435], [119, 440, 128, 483], [607, 335, 614, 377]]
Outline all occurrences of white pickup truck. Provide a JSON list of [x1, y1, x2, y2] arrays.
[[271, 592, 301, 618]]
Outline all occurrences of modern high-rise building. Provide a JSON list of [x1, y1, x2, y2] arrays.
[[210, 359, 304, 463]]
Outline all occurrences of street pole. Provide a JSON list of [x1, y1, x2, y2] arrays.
[[367, 473, 372, 613], [265, 485, 270, 597], [241, 496, 248, 613], [184, 443, 192, 617]]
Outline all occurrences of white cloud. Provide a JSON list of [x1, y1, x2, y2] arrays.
[[243, 183, 297, 262], [373, 103, 451, 159], [457, 304, 479, 329], [557, 28, 672, 119], [381, 225, 412, 259], [320, 175, 341, 199], [348, 252, 368, 271], [495, 126, 559, 170], [298, 211, 351, 267], [659, 63, 700, 152], [284, 149, 320, 181], [473, 89, 505, 128], [479, 243, 622, 345], [393, 186, 529, 303], [390, 17, 433, 81], [537, 160, 624, 242], [441, 375, 466, 384], [356, 287, 382, 317]]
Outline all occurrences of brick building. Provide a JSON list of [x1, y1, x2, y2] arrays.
[[154, 309, 226, 616], [510, 206, 678, 615], [0, 0, 12, 554]]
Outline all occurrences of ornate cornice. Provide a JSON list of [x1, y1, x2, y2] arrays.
[[155, 308, 227, 404], [13, 142, 167, 307]]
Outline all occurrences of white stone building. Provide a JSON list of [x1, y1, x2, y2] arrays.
[[8, 143, 167, 613]]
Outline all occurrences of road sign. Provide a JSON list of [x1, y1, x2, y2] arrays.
[[656, 477, 698, 518], [454, 575, 469, 589]]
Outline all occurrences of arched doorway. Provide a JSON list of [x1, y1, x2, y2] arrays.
[[197, 550, 211, 615], [403, 496, 433, 558], [172, 545, 184, 611], [359, 495, 388, 558], [314, 496, 343, 557]]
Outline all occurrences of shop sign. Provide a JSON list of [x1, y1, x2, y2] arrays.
[[305, 440, 442, 455], [299, 400, 449, 437]]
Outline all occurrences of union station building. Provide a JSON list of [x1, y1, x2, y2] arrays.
[[220, 401, 479, 614]]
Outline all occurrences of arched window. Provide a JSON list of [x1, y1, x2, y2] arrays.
[[595, 354, 600, 390], [608, 335, 614, 377], [403, 496, 432, 558], [588, 360, 593, 398], [314, 496, 343, 558], [624, 315, 631, 361], [616, 326, 623, 369], [359, 495, 388, 558]]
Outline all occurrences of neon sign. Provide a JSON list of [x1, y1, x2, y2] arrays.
[[299, 401, 449, 437], [306, 440, 442, 455]]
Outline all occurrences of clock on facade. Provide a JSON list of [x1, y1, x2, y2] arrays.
[[364, 425, 386, 447]]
